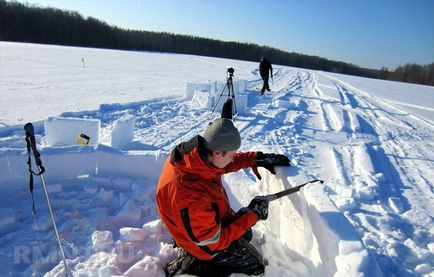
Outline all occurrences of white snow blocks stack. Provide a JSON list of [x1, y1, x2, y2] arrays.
[[186, 79, 248, 114], [110, 114, 136, 150], [44, 116, 100, 147], [185, 82, 214, 101]]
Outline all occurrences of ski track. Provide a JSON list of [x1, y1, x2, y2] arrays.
[[301, 73, 434, 275], [241, 68, 434, 275], [1, 64, 433, 275]]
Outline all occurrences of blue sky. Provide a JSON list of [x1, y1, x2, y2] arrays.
[[14, 0, 434, 69]]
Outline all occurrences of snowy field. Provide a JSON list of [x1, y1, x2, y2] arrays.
[[0, 42, 433, 276]]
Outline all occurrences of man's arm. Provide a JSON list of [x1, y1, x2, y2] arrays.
[[223, 152, 257, 173], [181, 201, 258, 255]]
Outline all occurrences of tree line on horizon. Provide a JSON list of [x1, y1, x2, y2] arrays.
[[1, 0, 432, 86]]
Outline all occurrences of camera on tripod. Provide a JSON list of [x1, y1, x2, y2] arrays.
[[227, 67, 235, 79], [212, 67, 237, 119], [213, 67, 238, 119]]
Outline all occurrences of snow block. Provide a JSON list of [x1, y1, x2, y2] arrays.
[[191, 90, 214, 109], [185, 83, 212, 100], [232, 79, 247, 94], [44, 116, 100, 147], [119, 227, 146, 242], [273, 99, 294, 109], [92, 231, 114, 251], [110, 114, 136, 150], [142, 219, 163, 235]]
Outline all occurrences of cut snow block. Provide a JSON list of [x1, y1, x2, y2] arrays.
[[273, 99, 294, 109], [44, 116, 100, 147], [185, 83, 212, 100], [232, 79, 247, 94], [110, 114, 136, 149], [191, 90, 214, 109], [92, 230, 113, 251], [119, 227, 146, 242]]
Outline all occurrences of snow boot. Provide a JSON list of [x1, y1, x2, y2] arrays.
[[208, 238, 265, 276], [165, 249, 196, 277]]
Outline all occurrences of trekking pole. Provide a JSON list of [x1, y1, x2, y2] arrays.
[[24, 123, 70, 277], [264, 179, 323, 202]]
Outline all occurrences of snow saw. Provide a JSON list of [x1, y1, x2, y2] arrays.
[[264, 179, 324, 202]]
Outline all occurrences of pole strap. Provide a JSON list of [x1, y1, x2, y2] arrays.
[[25, 135, 45, 215]]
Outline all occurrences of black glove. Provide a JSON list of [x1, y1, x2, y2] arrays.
[[248, 196, 269, 220], [256, 152, 291, 175]]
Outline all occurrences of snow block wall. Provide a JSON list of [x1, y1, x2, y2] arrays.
[[44, 117, 100, 147], [235, 167, 382, 277], [186, 79, 248, 114], [185, 82, 213, 100], [0, 146, 166, 184]]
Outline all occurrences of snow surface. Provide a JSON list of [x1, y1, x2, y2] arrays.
[[0, 42, 433, 276]]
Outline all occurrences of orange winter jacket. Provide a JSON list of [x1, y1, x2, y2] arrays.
[[156, 135, 259, 260]]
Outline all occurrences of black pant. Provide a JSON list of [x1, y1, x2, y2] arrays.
[[261, 75, 270, 93], [221, 98, 233, 120], [185, 229, 265, 276]]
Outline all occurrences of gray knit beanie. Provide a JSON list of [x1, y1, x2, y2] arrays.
[[203, 118, 241, 151]]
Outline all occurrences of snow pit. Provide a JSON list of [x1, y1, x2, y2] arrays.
[[0, 208, 15, 226], [110, 114, 136, 150], [0, 145, 168, 276], [0, 144, 378, 276], [44, 116, 100, 147]]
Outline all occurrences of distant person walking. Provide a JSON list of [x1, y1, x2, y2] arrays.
[[259, 56, 273, 94]]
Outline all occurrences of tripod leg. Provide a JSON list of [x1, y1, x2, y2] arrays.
[[228, 82, 237, 115], [212, 84, 228, 114]]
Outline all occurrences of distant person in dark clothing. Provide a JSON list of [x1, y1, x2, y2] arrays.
[[259, 57, 273, 94]]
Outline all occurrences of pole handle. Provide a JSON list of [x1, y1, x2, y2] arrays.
[[24, 123, 44, 170]]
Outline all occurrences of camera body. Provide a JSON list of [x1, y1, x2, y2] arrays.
[[227, 67, 234, 79]]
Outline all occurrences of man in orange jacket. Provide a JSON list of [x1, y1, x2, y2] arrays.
[[157, 118, 291, 276]]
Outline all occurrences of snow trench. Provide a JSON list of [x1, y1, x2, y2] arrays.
[[0, 145, 380, 276]]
